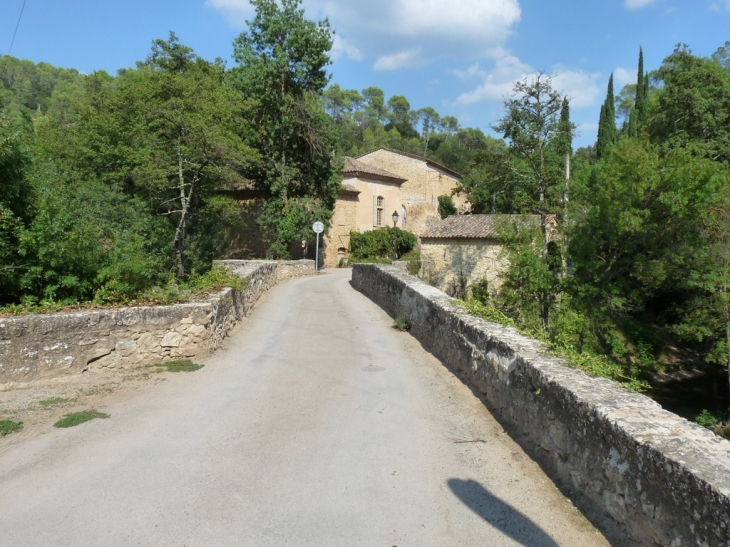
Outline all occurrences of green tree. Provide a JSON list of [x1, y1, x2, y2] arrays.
[[634, 47, 648, 131], [385, 95, 418, 139], [647, 45, 730, 163], [229, 0, 340, 257], [568, 138, 728, 357], [596, 74, 617, 159], [0, 115, 29, 302], [492, 72, 564, 208], [456, 138, 531, 214], [437, 194, 457, 219], [417, 106, 440, 155]]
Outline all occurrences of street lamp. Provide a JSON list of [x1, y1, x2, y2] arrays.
[[391, 210, 399, 262]]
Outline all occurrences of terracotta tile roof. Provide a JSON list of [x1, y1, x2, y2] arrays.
[[342, 156, 407, 183], [355, 147, 463, 179], [420, 214, 547, 239], [339, 183, 361, 195]]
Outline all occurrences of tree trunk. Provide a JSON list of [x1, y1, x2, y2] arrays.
[[173, 138, 189, 279], [562, 152, 570, 277]]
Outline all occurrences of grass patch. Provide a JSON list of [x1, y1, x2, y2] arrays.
[[457, 299, 649, 392], [0, 419, 23, 436], [393, 316, 410, 331], [53, 410, 109, 428], [38, 397, 72, 407], [155, 359, 204, 372]]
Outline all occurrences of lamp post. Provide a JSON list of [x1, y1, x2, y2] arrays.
[[391, 210, 399, 262]]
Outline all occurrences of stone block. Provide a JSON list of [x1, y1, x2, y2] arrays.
[[161, 332, 183, 348]]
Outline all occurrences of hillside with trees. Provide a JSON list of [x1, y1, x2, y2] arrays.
[[0, 0, 492, 310], [455, 44, 730, 429]]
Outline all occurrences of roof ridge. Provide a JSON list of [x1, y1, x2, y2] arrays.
[[355, 147, 462, 179], [342, 156, 407, 182]]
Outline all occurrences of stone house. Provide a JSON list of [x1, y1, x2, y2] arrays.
[[323, 147, 465, 267], [419, 214, 558, 297]]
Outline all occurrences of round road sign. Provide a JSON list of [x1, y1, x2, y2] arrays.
[[312, 221, 324, 234]]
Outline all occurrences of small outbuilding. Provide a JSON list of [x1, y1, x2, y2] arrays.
[[419, 214, 557, 297]]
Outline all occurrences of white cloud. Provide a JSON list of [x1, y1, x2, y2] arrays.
[[455, 52, 600, 109], [455, 51, 531, 105], [453, 63, 488, 81], [624, 0, 658, 9], [614, 67, 634, 88], [331, 34, 362, 61], [206, 0, 522, 67], [551, 66, 601, 108], [710, 0, 730, 11], [373, 49, 422, 71], [204, 0, 252, 26], [393, 0, 520, 43]]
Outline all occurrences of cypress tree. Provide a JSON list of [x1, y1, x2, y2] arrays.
[[606, 73, 616, 141], [635, 47, 647, 128], [628, 107, 637, 138], [596, 74, 617, 159], [596, 103, 606, 159], [556, 97, 573, 156]]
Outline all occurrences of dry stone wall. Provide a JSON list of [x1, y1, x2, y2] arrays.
[[352, 264, 730, 547], [0, 260, 313, 387]]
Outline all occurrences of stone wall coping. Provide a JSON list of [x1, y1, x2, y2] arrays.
[[353, 264, 730, 545], [1, 260, 314, 384]]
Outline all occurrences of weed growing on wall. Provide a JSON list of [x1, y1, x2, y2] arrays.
[[393, 316, 410, 331], [458, 299, 649, 392]]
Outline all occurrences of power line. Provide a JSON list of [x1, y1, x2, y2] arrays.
[[8, 0, 28, 56]]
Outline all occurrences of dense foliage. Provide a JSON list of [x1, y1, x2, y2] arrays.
[[323, 84, 492, 174], [0, 0, 344, 307], [453, 45, 730, 417], [349, 227, 417, 261]]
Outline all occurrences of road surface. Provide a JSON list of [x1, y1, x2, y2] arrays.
[[0, 269, 611, 546]]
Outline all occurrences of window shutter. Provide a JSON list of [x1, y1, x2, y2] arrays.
[[373, 195, 377, 227]]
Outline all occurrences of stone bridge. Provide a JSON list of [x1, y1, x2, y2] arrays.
[[0, 260, 728, 546]]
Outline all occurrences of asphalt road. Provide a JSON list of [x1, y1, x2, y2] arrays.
[[0, 269, 610, 546]]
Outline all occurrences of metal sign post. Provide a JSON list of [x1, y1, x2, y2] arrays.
[[312, 221, 324, 272]]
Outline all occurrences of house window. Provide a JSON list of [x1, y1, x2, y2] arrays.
[[401, 205, 407, 229], [376, 196, 384, 226]]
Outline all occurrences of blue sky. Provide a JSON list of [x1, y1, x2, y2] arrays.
[[2, 0, 730, 149]]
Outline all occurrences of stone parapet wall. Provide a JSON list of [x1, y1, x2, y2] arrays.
[[0, 261, 313, 387], [352, 264, 730, 547], [213, 259, 314, 283]]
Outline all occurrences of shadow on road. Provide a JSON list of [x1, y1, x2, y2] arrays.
[[447, 478, 559, 547]]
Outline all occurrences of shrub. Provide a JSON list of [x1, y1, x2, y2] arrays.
[[406, 259, 421, 276], [470, 278, 490, 305], [437, 194, 457, 219], [393, 316, 410, 331], [349, 227, 417, 260]]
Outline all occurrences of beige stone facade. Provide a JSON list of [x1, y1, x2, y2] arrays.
[[357, 148, 466, 236], [420, 239, 509, 297], [419, 214, 557, 297], [323, 148, 464, 267]]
